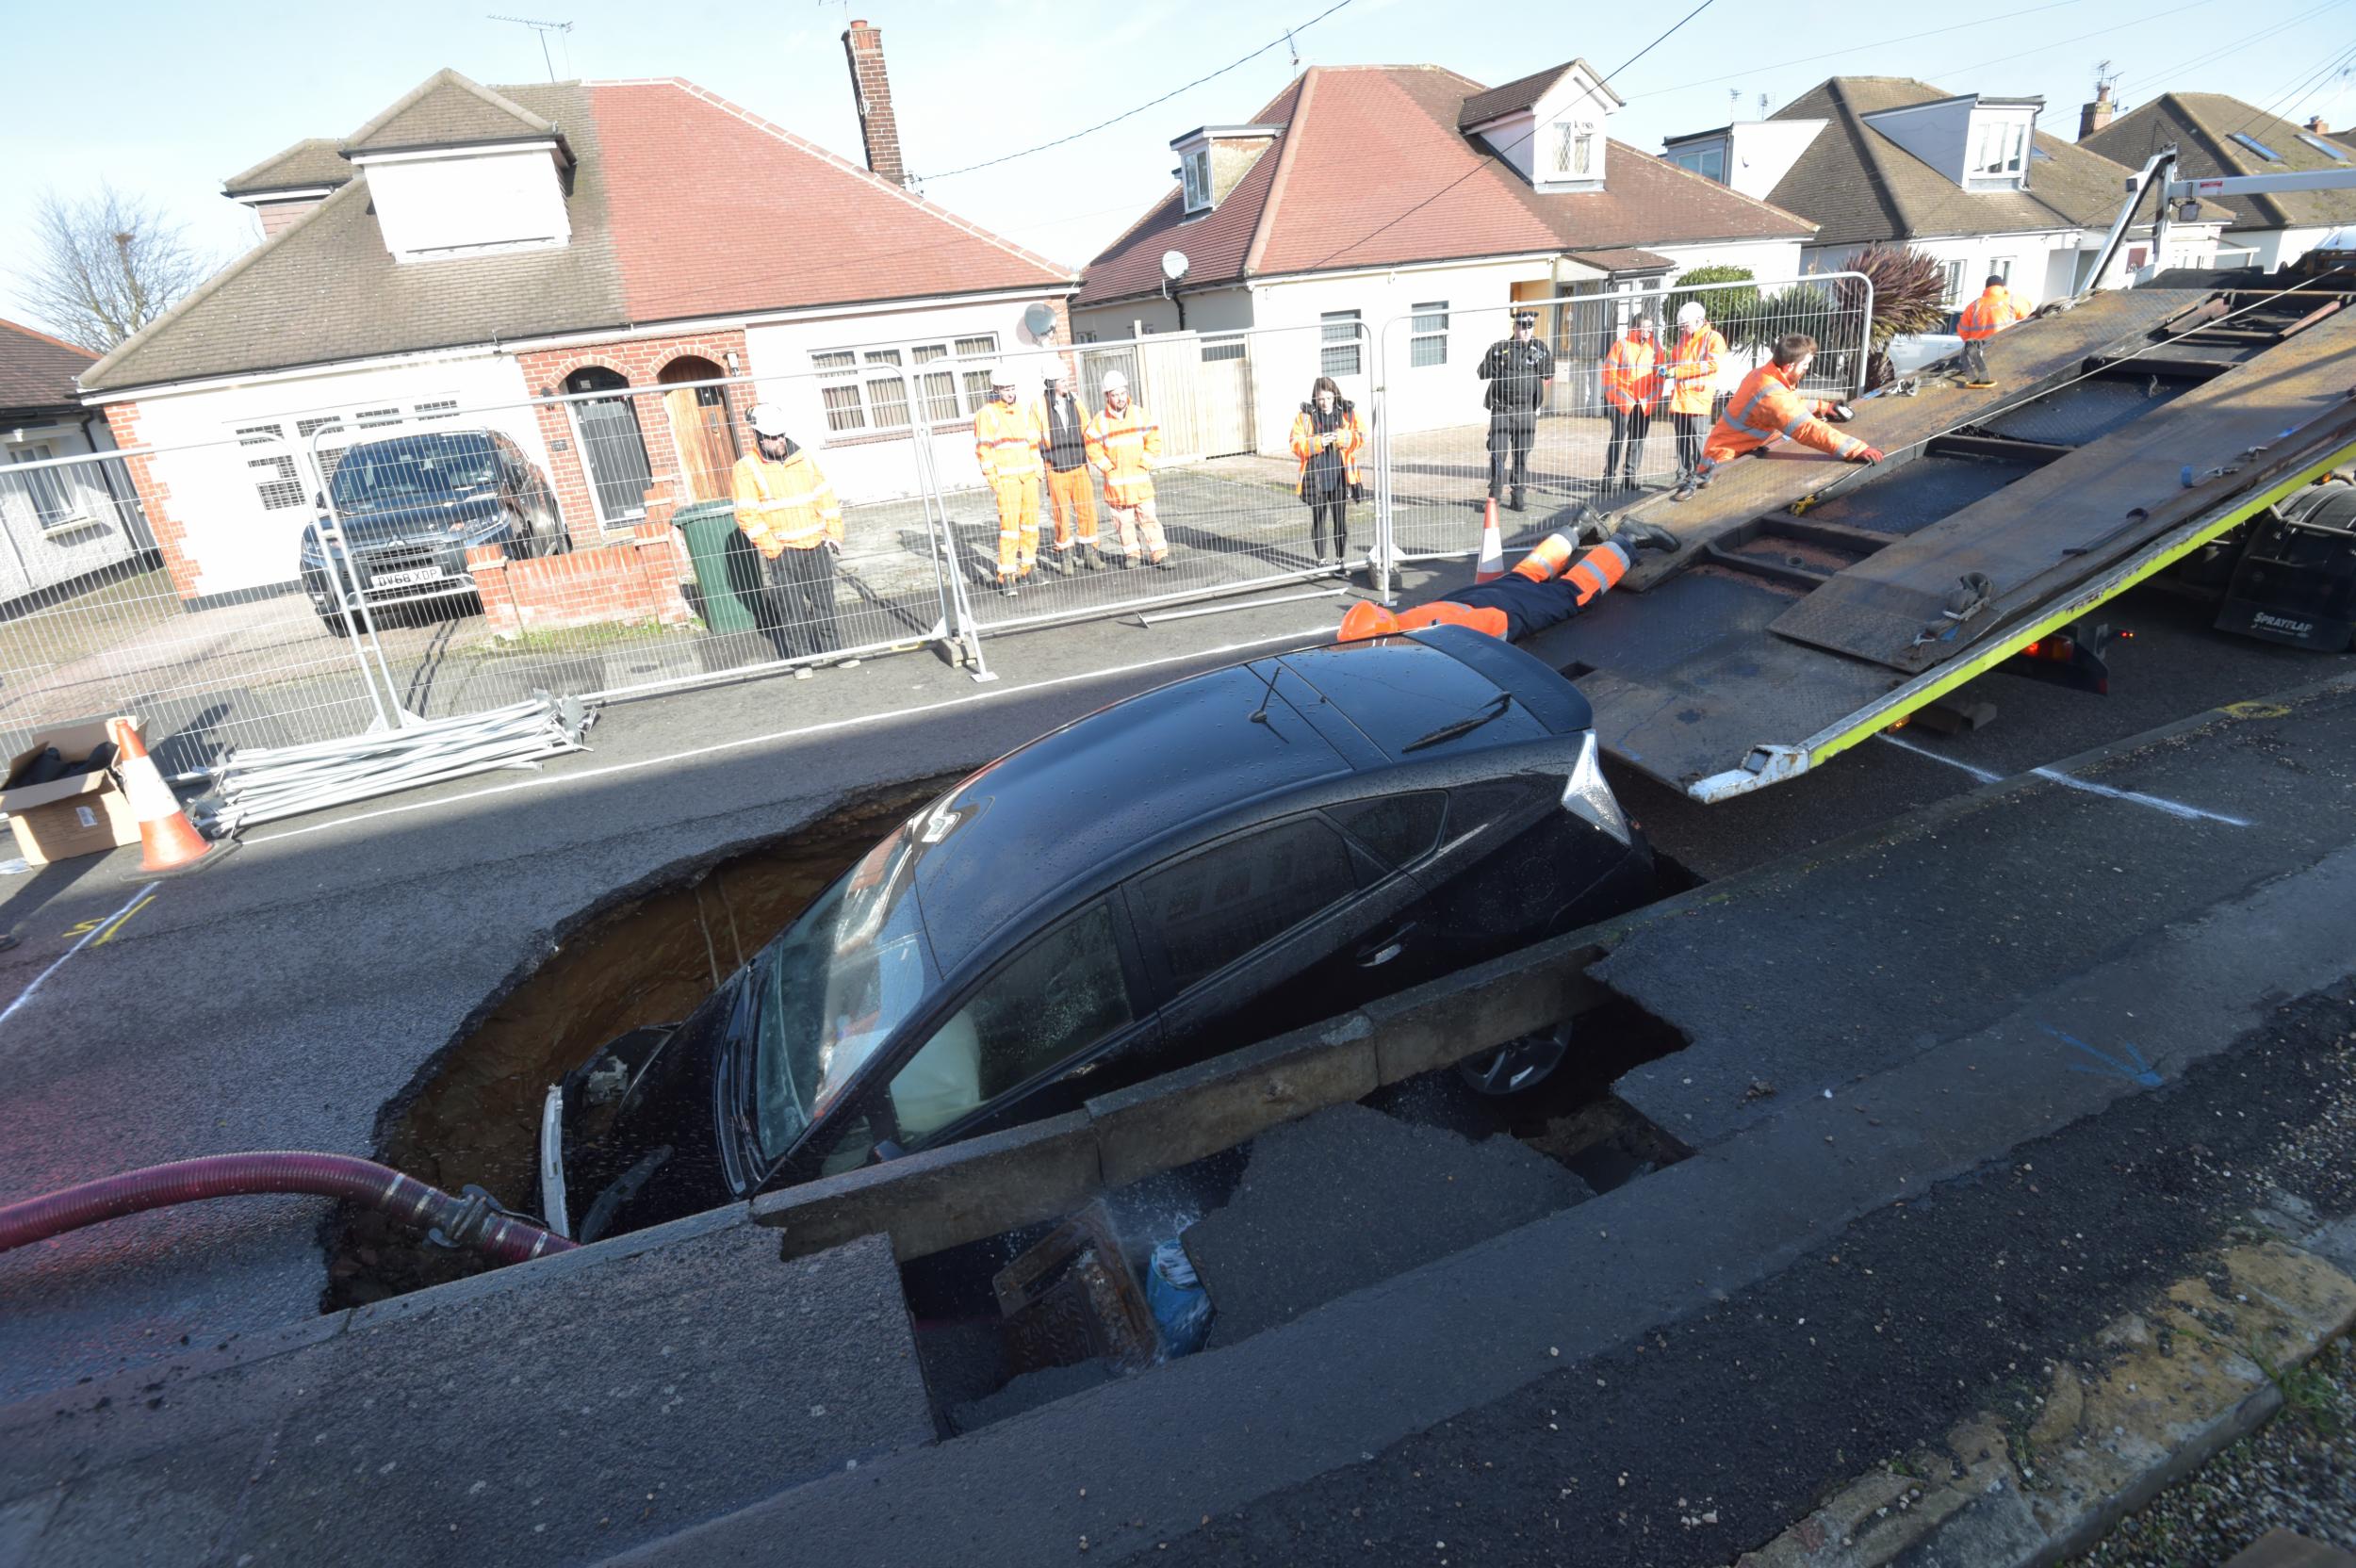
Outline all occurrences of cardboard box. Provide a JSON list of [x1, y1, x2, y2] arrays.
[[1, 717, 143, 866]]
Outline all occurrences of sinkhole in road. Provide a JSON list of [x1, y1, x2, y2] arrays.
[[322, 773, 962, 1311]]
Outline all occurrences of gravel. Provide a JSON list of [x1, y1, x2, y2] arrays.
[[2071, 1337, 2356, 1567]]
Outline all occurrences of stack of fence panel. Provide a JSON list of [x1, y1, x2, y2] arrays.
[[201, 694, 596, 833]]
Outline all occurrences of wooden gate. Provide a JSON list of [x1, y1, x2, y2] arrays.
[[1076, 333, 1253, 462]]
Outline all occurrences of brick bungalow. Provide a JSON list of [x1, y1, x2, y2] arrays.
[[77, 24, 1075, 604]]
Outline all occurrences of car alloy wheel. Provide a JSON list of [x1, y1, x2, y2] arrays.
[[1457, 1019, 1572, 1097]]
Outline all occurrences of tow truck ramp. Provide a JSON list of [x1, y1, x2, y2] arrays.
[[1524, 278, 2356, 800]]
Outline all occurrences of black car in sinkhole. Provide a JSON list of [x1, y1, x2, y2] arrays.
[[538, 625, 1656, 1243]]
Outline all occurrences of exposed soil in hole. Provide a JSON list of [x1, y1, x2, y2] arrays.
[[322, 773, 962, 1312]]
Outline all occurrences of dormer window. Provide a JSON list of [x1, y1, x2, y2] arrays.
[[1181, 148, 1212, 214], [1549, 120, 1597, 180], [1667, 139, 1727, 182], [1967, 117, 2028, 188]]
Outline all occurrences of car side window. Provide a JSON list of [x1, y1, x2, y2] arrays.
[[1326, 792, 1447, 870], [885, 901, 1134, 1144], [1131, 816, 1359, 996]]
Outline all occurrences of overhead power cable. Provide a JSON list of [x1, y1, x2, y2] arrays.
[[917, 0, 1356, 183]]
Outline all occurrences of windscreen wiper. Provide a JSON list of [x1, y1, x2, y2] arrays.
[[1401, 692, 1513, 754]]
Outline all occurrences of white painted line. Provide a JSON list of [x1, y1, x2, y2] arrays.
[[248, 624, 1337, 847], [0, 881, 162, 1033], [1876, 735, 2250, 826]]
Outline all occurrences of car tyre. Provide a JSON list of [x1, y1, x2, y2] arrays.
[[527, 492, 569, 557], [1456, 1019, 1572, 1097], [316, 606, 353, 638]]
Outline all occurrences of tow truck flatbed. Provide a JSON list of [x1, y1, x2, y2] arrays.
[[1521, 279, 2356, 800]]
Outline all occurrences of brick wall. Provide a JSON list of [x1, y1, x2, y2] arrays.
[[842, 21, 908, 188], [513, 329, 752, 547], [466, 520, 695, 639], [101, 400, 203, 600]]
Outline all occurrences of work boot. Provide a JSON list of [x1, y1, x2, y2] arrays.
[[1153, 554, 1177, 572], [1670, 482, 1696, 503], [1045, 549, 1071, 576], [1084, 544, 1106, 571], [1571, 500, 1612, 547], [999, 575, 1018, 598], [1610, 521, 1681, 556], [1509, 487, 1527, 513]]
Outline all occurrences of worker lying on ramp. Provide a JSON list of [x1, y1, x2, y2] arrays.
[[1338, 513, 1679, 644], [1672, 332, 1881, 502]]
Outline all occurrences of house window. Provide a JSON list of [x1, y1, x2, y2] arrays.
[[1549, 120, 1596, 179], [814, 334, 1000, 434], [1409, 301, 1449, 368], [1181, 148, 1211, 213], [1319, 311, 1363, 377], [417, 400, 459, 420], [236, 422, 306, 512], [356, 406, 400, 428], [1939, 260, 1967, 307], [2231, 132, 2283, 163], [2299, 132, 2350, 162], [1968, 119, 2027, 186], [7, 444, 88, 531], [1669, 142, 1726, 182], [1988, 258, 2013, 286]]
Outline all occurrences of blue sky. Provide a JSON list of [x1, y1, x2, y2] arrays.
[[3, 0, 2350, 332]]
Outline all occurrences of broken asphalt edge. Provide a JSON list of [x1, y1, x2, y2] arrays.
[[1736, 1217, 2356, 1568]]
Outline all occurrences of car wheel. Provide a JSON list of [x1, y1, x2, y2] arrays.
[[1456, 1020, 1572, 1097], [317, 606, 352, 638], [528, 492, 569, 556]]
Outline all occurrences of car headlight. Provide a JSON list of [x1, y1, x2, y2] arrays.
[[1561, 730, 1631, 845]]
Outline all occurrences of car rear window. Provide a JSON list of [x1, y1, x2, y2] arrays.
[[1130, 816, 1358, 995], [1279, 643, 1554, 760], [1327, 792, 1447, 869]]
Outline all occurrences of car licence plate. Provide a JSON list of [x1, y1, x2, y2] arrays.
[[372, 566, 446, 589]]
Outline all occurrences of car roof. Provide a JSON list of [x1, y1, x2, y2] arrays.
[[911, 634, 1585, 973], [340, 430, 495, 460]]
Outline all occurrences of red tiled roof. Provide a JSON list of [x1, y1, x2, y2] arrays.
[[592, 80, 1073, 321], [1080, 65, 1811, 308], [0, 317, 96, 413]]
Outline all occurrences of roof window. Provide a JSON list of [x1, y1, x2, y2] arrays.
[[2298, 132, 2349, 162], [2230, 131, 2284, 163]]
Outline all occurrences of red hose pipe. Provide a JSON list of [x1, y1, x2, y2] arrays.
[[0, 1152, 576, 1264]]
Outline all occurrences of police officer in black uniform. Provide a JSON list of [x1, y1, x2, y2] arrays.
[[1477, 310, 1555, 511]]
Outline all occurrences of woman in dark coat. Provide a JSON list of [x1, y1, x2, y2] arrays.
[[1288, 375, 1366, 570]]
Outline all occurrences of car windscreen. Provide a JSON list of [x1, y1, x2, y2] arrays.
[[328, 440, 499, 513], [749, 817, 941, 1163]]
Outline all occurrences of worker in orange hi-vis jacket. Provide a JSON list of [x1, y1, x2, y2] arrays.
[[1662, 299, 1726, 488], [973, 364, 1043, 596], [1956, 274, 2034, 388], [1086, 370, 1173, 570], [1673, 334, 1881, 501], [1599, 312, 1661, 492], [1032, 363, 1105, 573], [730, 402, 844, 663], [1336, 505, 1681, 644]]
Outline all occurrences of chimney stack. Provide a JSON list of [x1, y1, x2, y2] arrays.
[[2078, 81, 2116, 140], [843, 19, 909, 188], [2309, 114, 2332, 136]]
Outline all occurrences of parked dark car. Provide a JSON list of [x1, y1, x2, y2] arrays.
[[299, 430, 565, 629], [538, 625, 1655, 1242]]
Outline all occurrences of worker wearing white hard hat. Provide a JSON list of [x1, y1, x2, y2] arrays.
[[1086, 369, 1172, 569], [731, 402, 844, 667], [973, 364, 1044, 594], [1034, 362, 1104, 572], [1664, 298, 1728, 489]]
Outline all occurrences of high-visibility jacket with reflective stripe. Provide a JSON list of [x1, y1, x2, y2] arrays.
[[1704, 363, 1862, 466], [1289, 404, 1366, 496], [1957, 286, 2032, 341], [1087, 403, 1160, 507], [730, 449, 842, 554], [1600, 334, 1661, 413], [1663, 326, 1726, 416], [974, 399, 1043, 482]]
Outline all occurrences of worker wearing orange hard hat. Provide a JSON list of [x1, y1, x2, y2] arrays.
[[1337, 506, 1679, 645], [1673, 333, 1880, 501]]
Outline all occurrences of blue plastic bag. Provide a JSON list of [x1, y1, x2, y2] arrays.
[[1147, 1238, 1212, 1358]]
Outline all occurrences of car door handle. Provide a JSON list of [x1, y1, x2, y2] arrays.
[[1356, 923, 1418, 968]]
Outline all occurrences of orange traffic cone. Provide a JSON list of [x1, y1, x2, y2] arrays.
[[108, 718, 221, 875], [1474, 498, 1506, 583]]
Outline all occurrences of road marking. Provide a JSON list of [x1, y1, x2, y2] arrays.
[[1876, 734, 2252, 826], [247, 624, 1337, 847], [91, 894, 156, 946], [0, 881, 162, 1033]]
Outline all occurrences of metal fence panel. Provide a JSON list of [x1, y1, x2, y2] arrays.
[[1374, 275, 1873, 569], [952, 319, 1375, 637]]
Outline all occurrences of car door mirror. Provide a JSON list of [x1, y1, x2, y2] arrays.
[[314, 491, 328, 513]]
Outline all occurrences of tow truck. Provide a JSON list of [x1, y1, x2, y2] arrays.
[[1515, 145, 2356, 803]]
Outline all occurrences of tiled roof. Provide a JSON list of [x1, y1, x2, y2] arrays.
[[2082, 92, 2356, 231], [0, 317, 95, 414], [592, 79, 1072, 322], [222, 139, 352, 197], [345, 69, 562, 155], [1458, 59, 1603, 129], [1765, 77, 2139, 248], [82, 74, 1072, 396], [1080, 65, 1810, 309], [1570, 246, 1675, 271]]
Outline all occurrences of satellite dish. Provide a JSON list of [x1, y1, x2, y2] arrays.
[[1022, 301, 1058, 341], [1161, 249, 1191, 283]]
